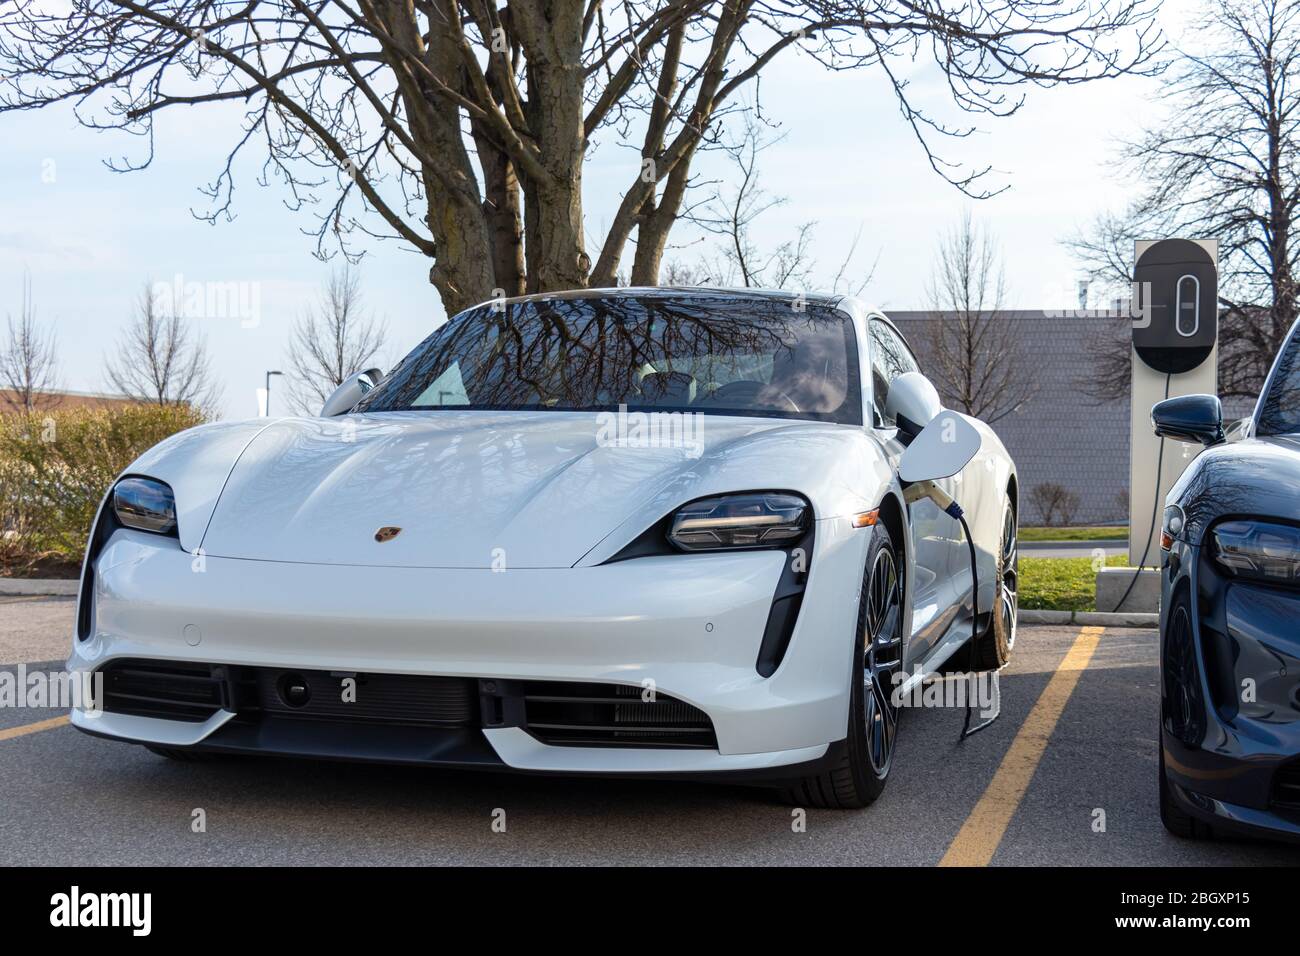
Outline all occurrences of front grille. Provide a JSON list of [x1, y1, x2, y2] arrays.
[[97, 660, 476, 727], [520, 681, 717, 749], [96, 661, 715, 751], [1271, 760, 1300, 811], [100, 660, 227, 722], [253, 669, 475, 727]]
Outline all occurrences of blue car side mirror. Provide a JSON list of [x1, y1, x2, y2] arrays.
[[1152, 393, 1224, 446]]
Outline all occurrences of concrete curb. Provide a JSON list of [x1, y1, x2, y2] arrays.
[[0, 578, 78, 597], [1019, 609, 1158, 628]]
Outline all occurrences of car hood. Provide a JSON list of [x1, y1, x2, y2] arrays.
[[194, 411, 877, 568], [1172, 434, 1300, 545]]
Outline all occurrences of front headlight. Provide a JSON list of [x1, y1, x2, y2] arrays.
[[1161, 504, 1185, 550], [112, 477, 178, 536], [668, 492, 808, 551], [1212, 519, 1300, 582]]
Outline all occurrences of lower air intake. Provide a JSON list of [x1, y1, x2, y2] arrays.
[[253, 669, 476, 727], [1271, 759, 1300, 811], [100, 659, 227, 722], [520, 681, 717, 749]]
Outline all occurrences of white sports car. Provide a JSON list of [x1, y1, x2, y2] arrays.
[[71, 288, 1017, 808]]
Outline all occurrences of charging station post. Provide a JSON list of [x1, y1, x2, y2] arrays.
[[1108, 239, 1218, 612]]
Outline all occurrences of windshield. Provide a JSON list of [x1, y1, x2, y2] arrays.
[[356, 293, 862, 425], [1257, 326, 1300, 435]]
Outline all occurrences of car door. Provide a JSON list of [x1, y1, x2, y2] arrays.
[[866, 318, 965, 666]]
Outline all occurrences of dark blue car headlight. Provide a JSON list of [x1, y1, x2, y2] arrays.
[[1212, 519, 1300, 582], [112, 477, 178, 536]]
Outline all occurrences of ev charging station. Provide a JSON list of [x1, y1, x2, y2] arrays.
[[1125, 239, 1219, 586]]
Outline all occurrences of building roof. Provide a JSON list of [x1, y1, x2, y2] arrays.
[[0, 388, 140, 415]]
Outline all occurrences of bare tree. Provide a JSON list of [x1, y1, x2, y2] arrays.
[[286, 269, 387, 413], [672, 117, 873, 292], [698, 122, 818, 290], [1, 274, 59, 413], [1, 1, 1159, 318], [660, 260, 711, 286], [1069, 0, 1300, 401], [106, 284, 222, 410], [924, 213, 1036, 423]]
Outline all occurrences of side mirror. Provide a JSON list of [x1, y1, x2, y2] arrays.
[[899, 410, 982, 483], [885, 371, 943, 438], [1151, 394, 1223, 446], [320, 367, 384, 417]]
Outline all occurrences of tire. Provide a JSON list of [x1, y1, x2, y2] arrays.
[[1159, 592, 1213, 839], [1159, 736, 1213, 839], [145, 745, 207, 762], [784, 521, 904, 809], [971, 495, 1017, 671]]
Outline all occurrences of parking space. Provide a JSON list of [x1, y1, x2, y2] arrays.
[[0, 597, 1296, 865]]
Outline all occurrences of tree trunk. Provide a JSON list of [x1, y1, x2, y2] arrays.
[[1266, 75, 1297, 378], [472, 126, 526, 298], [517, 0, 589, 294], [630, 160, 691, 285], [370, 0, 494, 315]]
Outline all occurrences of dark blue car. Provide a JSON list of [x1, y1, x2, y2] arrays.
[[1154, 320, 1300, 843]]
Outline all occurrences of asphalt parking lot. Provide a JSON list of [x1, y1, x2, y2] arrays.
[[1, 595, 1297, 866]]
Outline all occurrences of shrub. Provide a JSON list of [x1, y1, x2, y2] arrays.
[[1057, 488, 1080, 526], [0, 404, 204, 569], [1029, 481, 1082, 527]]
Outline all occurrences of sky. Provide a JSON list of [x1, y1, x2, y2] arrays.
[[0, 0, 1191, 420]]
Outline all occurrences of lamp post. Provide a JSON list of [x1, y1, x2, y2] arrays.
[[265, 370, 283, 416]]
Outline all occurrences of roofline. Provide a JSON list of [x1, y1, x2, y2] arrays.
[[884, 308, 1135, 320], [0, 387, 135, 401], [459, 285, 854, 315]]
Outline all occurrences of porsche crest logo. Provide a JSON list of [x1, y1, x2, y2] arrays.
[[374, 526, 402, 543]]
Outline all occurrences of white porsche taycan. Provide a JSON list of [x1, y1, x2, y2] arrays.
[[71, 288, 1017, 808]]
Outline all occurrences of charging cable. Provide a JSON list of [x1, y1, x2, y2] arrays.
[[1114, 372, 1172, 613], [957, 511, 998, 739], [902, 481, 999, 739]]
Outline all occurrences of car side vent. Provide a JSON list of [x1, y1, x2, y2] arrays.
[[517, 681, 717, 749], [756, 524, 815, 677], [77, 504, 121, 642], [76, 565, 94, 642]]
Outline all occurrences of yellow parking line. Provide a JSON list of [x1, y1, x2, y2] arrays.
[[0, 715, 70, 742], [938, 626, 1104, 867]]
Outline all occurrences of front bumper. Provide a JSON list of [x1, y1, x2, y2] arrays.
[[1165, 769, 1300, 845], [70, 521, 868, 775], [1160, 537, 1300, 839]]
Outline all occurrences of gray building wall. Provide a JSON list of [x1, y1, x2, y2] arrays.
[[886, 310, 1257, 526]]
